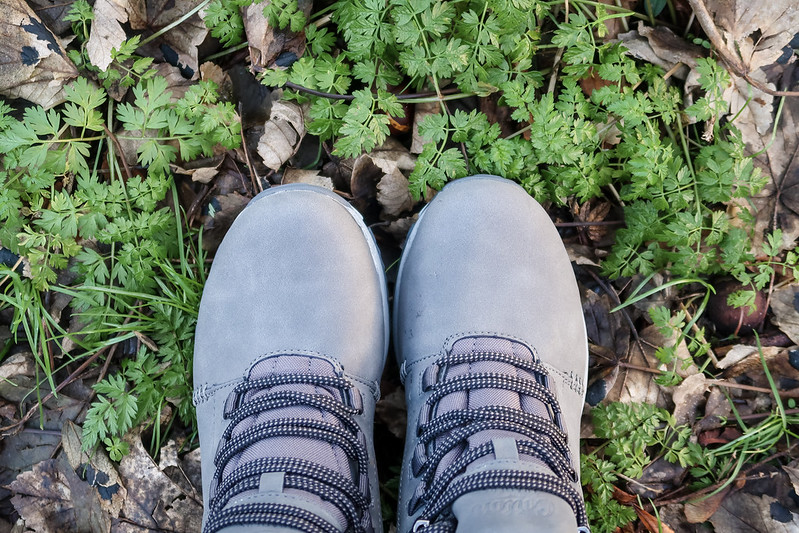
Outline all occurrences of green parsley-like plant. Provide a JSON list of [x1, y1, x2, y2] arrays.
[[0, 73, 239, 458]]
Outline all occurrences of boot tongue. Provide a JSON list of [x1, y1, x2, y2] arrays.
[[433, 336, 555, 478], [218, 355, 351, 531], [434, 337, 576, 532]]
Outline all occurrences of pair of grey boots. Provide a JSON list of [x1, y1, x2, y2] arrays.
[[193, 176, 590, 533]]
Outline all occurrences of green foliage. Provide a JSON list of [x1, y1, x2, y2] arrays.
[[0, 77, 238, 291], [65, 2, 156, 90], [582, 402, 710, 532], [0, 75, 236, 457], [204, 0, 250, 47], [244, 0, 770, 282]]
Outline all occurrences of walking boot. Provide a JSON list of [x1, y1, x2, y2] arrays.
[[394, 175, 589, 533], [194, 185, 389, 533]]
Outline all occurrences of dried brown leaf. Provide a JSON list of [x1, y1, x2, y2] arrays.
[[10, 455, 112, 533], [671, 373, 708, 426], [684, 487, 730, 523], [703, 0, 799, 72], [709, 491, 799, 531], [127, 0, 207, 79], [86, 0, 128, 71], [411, 101, 441, 154], [243, 0, 310, 69], [257, 100, 306, 170], [769, 284, 799, 344], [616, 22, 704, 80], [0, 0, 78, 107], [117, 428, 202, 532], [606, 325, 672, 407], [282, 168, 334, 190], [62, 421, 126, 519], [747, 95, 799, 254], [376, 166, 414, 217]]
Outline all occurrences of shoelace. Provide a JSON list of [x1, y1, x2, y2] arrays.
[[204, 370, 372, 533], [409, 350, 589, 532]]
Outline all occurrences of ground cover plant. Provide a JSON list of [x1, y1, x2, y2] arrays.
[[1, 0, 798, 531]]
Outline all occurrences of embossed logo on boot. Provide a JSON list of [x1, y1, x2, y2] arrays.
[[475, 496, 555, 517]]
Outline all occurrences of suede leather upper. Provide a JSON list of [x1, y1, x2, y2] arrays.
[[393, 176, 589, 533], [193, 185, 388, 533]]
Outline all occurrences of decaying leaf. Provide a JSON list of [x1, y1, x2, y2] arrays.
[[27, 0, 78, 36], [282, 168, 334, 190], [770, 284, 799, 345], [701, 1, 799, 73], [10, 455, 112, 533], [671, 373, 708, 426], [617, 22, 704, 80], [709, 491, 799, 532], [201, 191, 251, 252], [62, 420, 126, 518], [86, 0, 128, 71], [350, 140, 417, 219], [0, 0, 78, 107], [118, 428, 203, 532], [723, 69, 774, 145], [684, 487, 730, 523], [689, 0, 799, 143], [748, 94, 799, 254], [127, 0, 208, 79], [257, 100, 306, 170], [243, 0, 310, 69]]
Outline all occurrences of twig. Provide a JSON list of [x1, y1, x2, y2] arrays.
[[679, 301, 718, 366], [686, 0, 799, 97], [708, 379, 799, 398], [238, 104, 263, 194], [554, 220, 625, 227], [0, 256, 24, 289], [283, 82, 463, 101], [0, 345, 111, 435], [103, 124, 134, 181]]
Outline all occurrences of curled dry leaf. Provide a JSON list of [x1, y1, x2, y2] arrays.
[[691, 0, 799, 143], [282, 168, 334, 190], [606, 325, 673, 407], [257, 100, 306, 171], [701, 0, 799, 73], [350, 139, 417, 218], [0, 0, 78, 107], [86, 0, 128, 71], [376, 166, 414, 217], [11, 457, 102, 533], [616, 22, 704, 80]]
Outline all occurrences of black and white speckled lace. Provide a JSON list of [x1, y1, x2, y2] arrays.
[[204, 367, 372, 533], [408, 347, 589, 532]]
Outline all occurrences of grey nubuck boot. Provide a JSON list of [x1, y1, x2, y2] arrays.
[[193, 184, 389, 533], [393, 175, 590, 533]]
